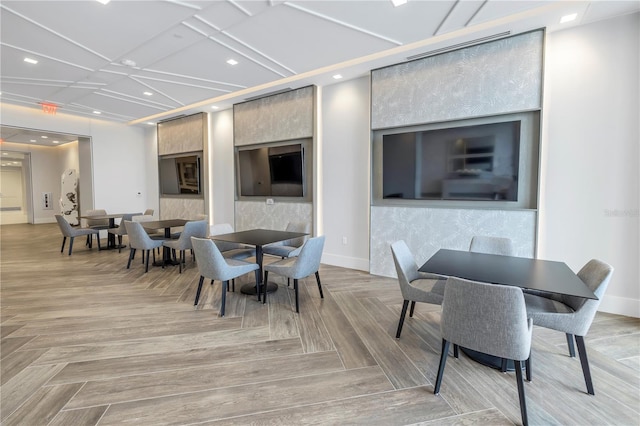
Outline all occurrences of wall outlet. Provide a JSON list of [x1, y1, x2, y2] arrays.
[[266, 198, 274, 205], [342, 236, 348, 245]]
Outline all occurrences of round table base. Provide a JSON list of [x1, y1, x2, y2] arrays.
[[241, 281, 278, 295]]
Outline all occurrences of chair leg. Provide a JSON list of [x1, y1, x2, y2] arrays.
[[293, 279, 299, 313], [145, 250, 150, 272], [61, 236, 67, 253], [68, 237, 75, 255], [566, 333, 576, 357], [453, 344, 459, 358], [501, 358, 508, 373], [409, 300, 416, 317], [396, 300, 410, 338], [262, 271, 269, 302], [117, 235, 123, 253], [315, 271, 324, 298], [526, 354, 532, 382], [194, 276, 204, 306], [575, 335, 595, 395], [142, 250, 145, 264], [88, 234, 92, 248], [127, 249, 135, 269], [178, 250, 183, 273], [514, 360, 529, 426], [220, 281, 227, 317], [96, 234, 101, 250], [434, 339, 450, 394]]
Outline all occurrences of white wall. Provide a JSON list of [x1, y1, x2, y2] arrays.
[[539, 12, 639, 317], [320, 77, 371, 271], [209, 109, 235, 227]]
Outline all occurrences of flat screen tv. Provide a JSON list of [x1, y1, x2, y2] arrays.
[[159, 152, 202, 196], [382, 121, 521, 201], [237, 143, 304, 197]]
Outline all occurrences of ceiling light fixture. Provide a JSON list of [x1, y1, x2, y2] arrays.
[[24, 57, 38, 64], [2, 153, 8, 156], [226, 59, 238, 65], [52, 141, 60, 144], [96, 0, 111, 5], [121, 59, 136, 67], [41, 135, 48, 139], [333, 74, 343, 80], [391, 0, 407, 7], [560, 13, 577, 24], [146, 122, 155, 126], [93, 111, 101, 114], [30, 139, 36, 142], [211, 105, 219, 110]]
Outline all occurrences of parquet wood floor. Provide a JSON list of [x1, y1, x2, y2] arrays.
[[1, 223, 638, 425]]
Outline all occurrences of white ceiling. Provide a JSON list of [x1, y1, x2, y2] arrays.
[[1, 0, 638, 134]]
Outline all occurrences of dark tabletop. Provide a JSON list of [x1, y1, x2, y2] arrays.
[[141, 219, 189, 230], [419, 249, 597, 300], [210, 229, 308, 247]]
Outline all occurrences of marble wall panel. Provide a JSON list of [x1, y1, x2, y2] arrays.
[[370, 206, 536, 277], [234, 86, 314, 146], [235, 201, 312, 232], [160, 198, 205, 221], [158, 113, 205, 155], [371, 31, 543, 129]]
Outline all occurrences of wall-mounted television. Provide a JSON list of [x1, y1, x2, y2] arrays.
[[236, 140, 311, 199], [159, 152, 202, 196]]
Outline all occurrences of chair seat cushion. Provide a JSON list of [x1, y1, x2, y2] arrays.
[[222, 248, 256, 260], [407, 278, 446, 304], [524, 293, 578, 334], [217, 259, 259, 281], [263, 245, 301, 258]]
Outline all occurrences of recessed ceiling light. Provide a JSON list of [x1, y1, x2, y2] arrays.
[[30, 139, 36, 142], [96, 0, 111, 5], [93, 111, 101, 114], [146, 122, 155, 126], [2, 153, 8, 156], [333, 74, 343, 80], [53, 141, 60, 144], [121, 58, 136, 67], [143, 91, 153, 96], [24, 57, 38, 64], [391, 0, 407, 6], [226, 59, 238, 65], [41, 135, 48, 139], [211, 105, 219, 110], [560, 13, 577, 24]]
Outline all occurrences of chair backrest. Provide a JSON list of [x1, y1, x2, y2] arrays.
[[124, 220, 155, 250], [560, 259, 614, 336], [441, 277, 532, 361], [390, 240, 421, 297], [173, 220, 209, 249], [55, 214, 73, 237], [191, 236, 240, 282], [86, 209, 108, 227], [209, 223, 242, 252], [143, 209, 154, 216], [281, 221, 311, 248], [287, 235, 325, 278], [132, 214, 154, 222], [469, 236, 514, 256]]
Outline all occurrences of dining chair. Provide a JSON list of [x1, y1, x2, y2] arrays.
[[434, 277, 532, 426], [209, 223, 255, 260], [143, 208, 154, 216], [190, 237, 260, 316], [124, 221, 166, 273], [107, 213, 137, 253], [391, 240, 447, 338], [55, 214, 101, 255], [524, 259, 613, 395], [469, 235, 515, 256], [262, 221, 310, 258], [85, 209, 109, 230], [162, 220, 208, 273], [263, 235, 325, 313]]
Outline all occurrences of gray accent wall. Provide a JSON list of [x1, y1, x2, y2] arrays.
[[235, 200, 312, 232], [371, 31, 543, 130]]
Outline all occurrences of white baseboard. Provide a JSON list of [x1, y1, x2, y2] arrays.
[[321, 252, 369, 272], [33, 217, 57, 224], [598, 294, 640, 318]]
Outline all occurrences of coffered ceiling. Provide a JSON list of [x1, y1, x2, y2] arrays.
[[1, 0, 638, 128]]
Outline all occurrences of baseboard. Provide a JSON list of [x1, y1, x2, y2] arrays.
[[321, 252, 369, 272], [598, 294, 640, 318], [33, 217, 57, 224]]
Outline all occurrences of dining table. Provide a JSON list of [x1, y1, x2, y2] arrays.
[[81, 213, 138, 250], [210, 228, 309, 296], [141, 218, 189, 266], [419, 248, 597, 369]]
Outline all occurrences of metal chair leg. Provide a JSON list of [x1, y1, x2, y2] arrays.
[[575, 335, 595, 395], [315, 271, 324, 298], [61, 236, 67, 253], [434, 339, 450, 394], [409, 300, 416, 317], [194, 276, 204, 306], [514, 360, 529, 426], [566, 333, 576, 357], [396, 300, 409, 338]]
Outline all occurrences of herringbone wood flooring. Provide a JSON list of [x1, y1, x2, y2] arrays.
[[1, 223, 638, 425]]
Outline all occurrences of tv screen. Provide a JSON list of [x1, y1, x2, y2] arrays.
[[382, 121, 521, 201], [159, 153, 202, 196], [237, 143, 304, 197]]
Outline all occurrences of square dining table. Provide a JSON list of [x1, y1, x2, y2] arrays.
[[141, 219, 189, 266], [419, 248, 597, 369], [80, 213, 135, 250], [210, 228, 309, 295]]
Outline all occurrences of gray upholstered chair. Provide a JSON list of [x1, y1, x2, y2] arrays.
[[391, 240, 447, 338], [55, 214, 101, 255], [263, 235, 325, 313], [162, 220, 208, 273], [143, 208, 154, 216], [469, 235, 514, 256], [262, 221, 310, 258], [524, 259, 613, 395], [124, 221, 166, 273], [107, 213, 137, 253], [190, 237, 260, 316], [132, 214, 165, 240], [209, 223, 255, 260], [434, 277, 532, 426]]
